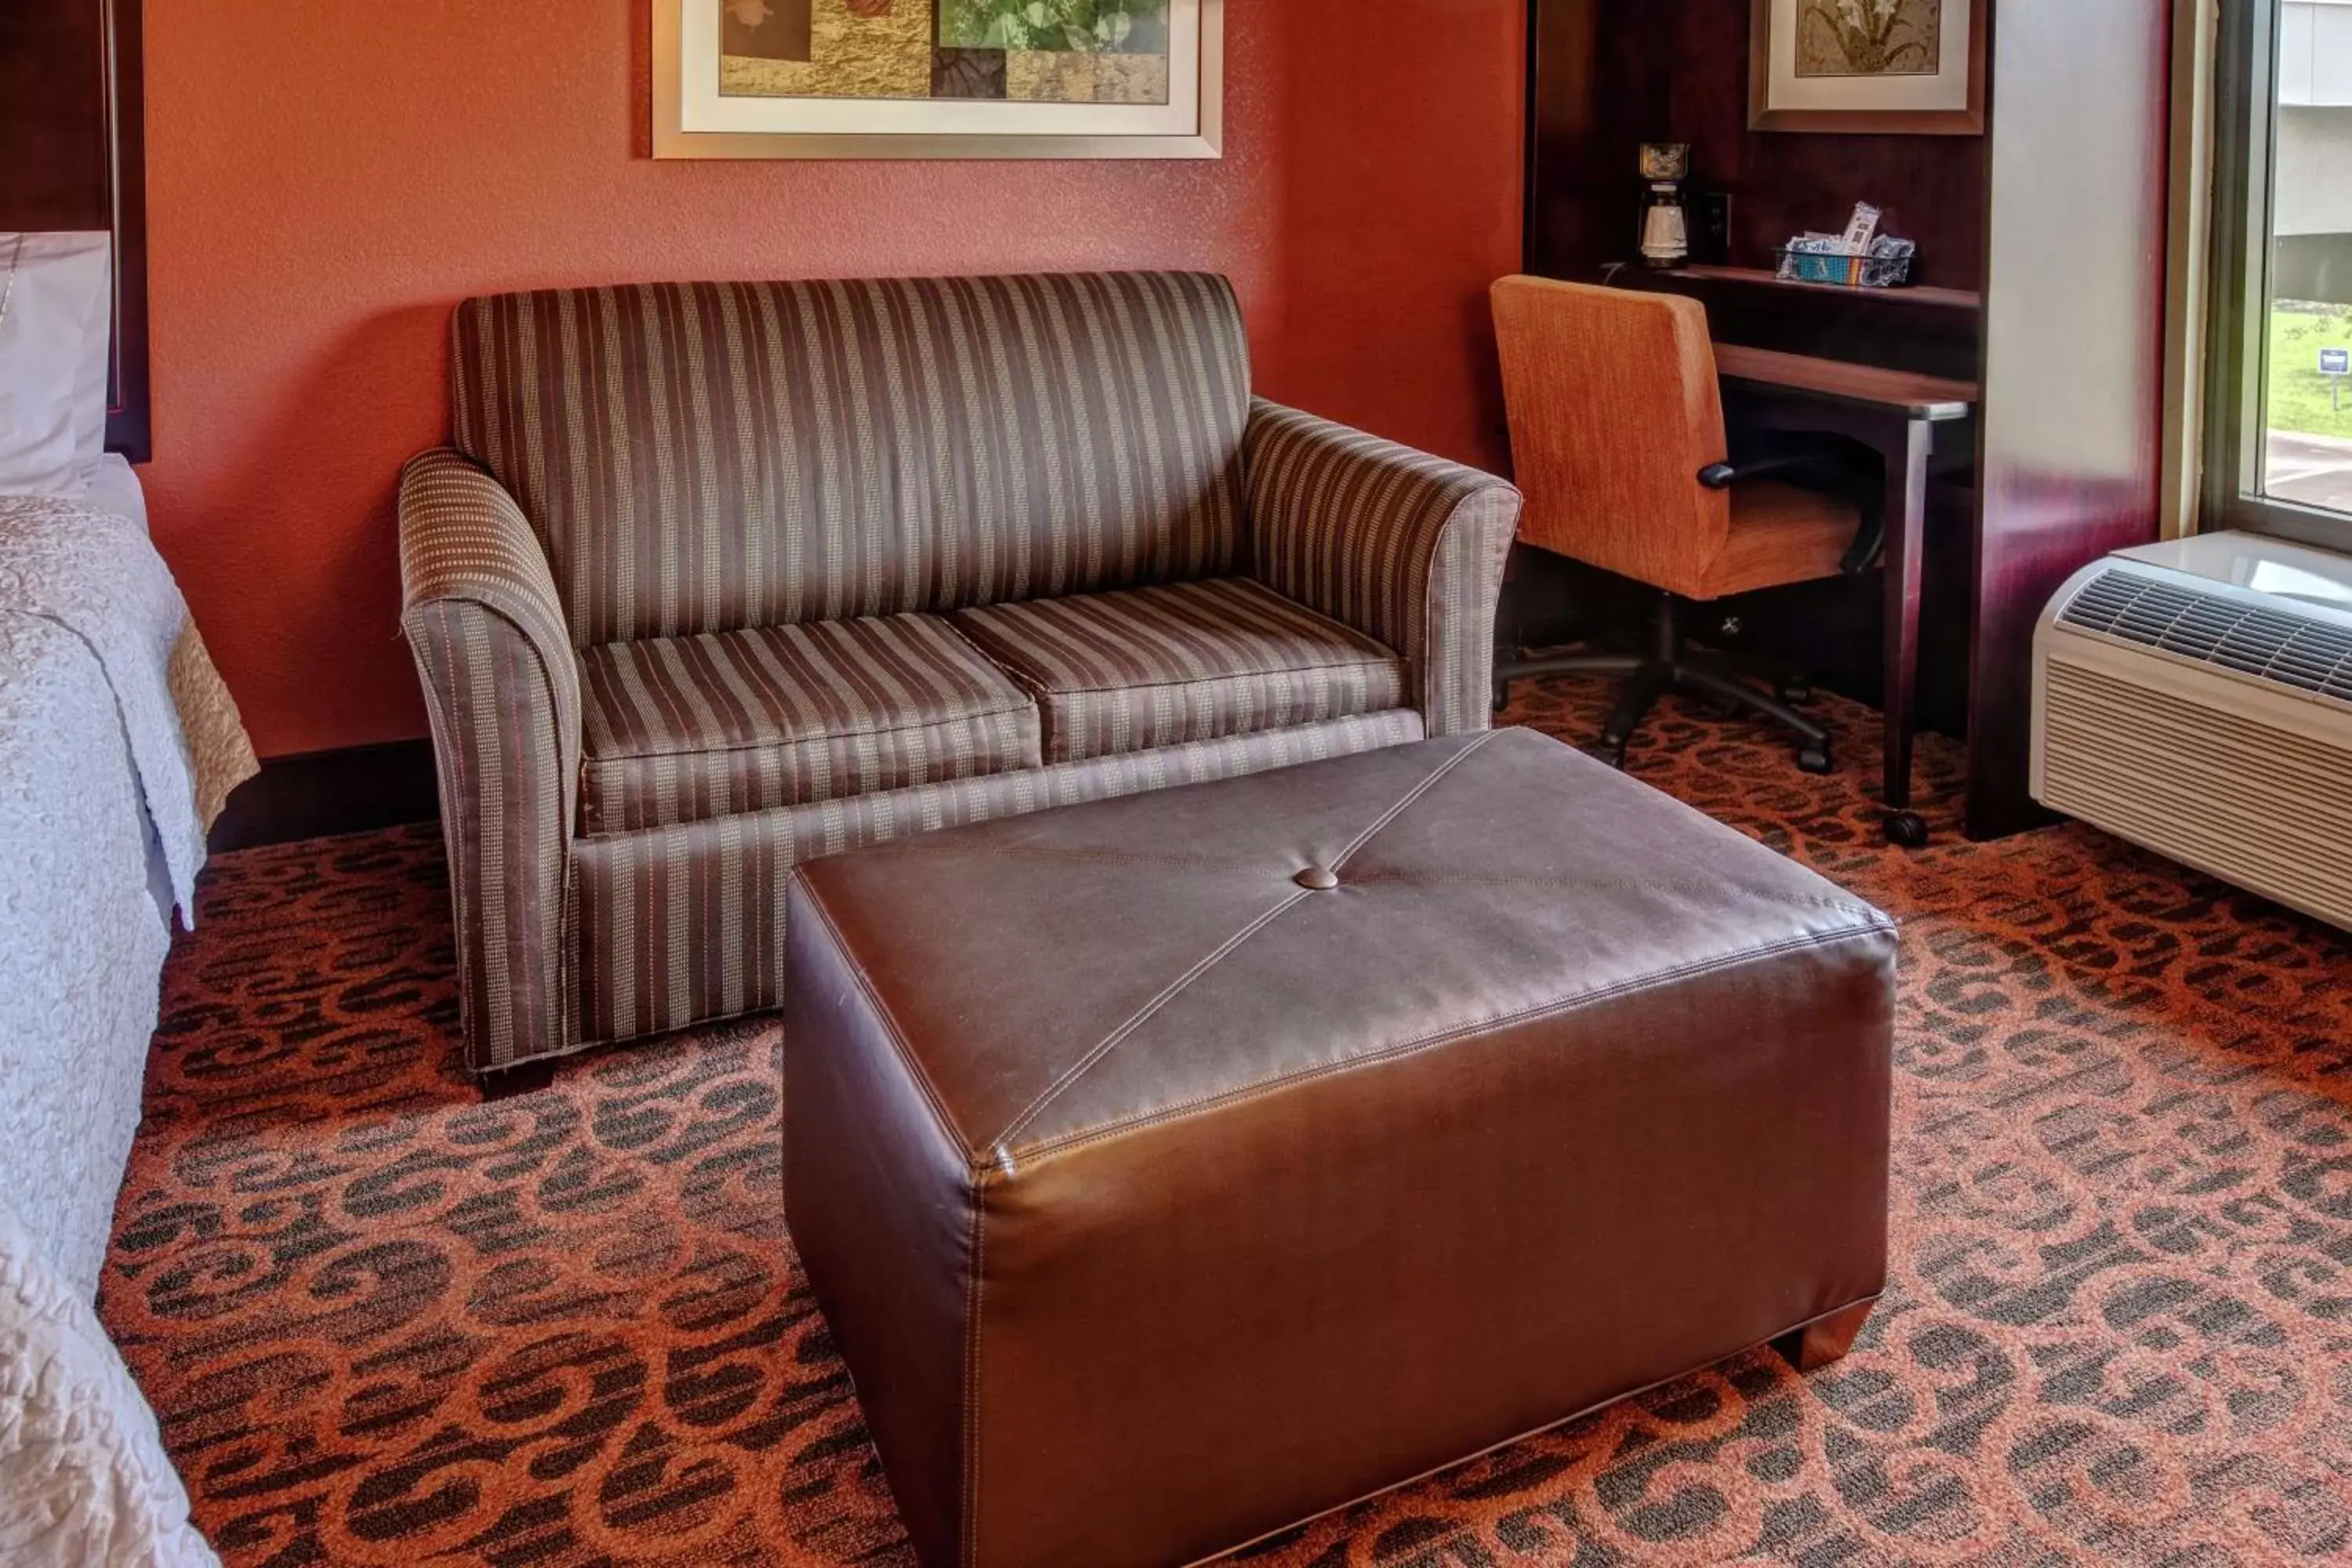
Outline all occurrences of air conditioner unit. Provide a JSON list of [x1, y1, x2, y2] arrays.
[[2033, 530, 2352, 933]]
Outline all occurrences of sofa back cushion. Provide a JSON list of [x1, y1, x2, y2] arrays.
[[450, 271, 1250, 648]]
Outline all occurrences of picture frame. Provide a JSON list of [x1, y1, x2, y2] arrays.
[[653, 0, 1223, 161], [1748, 0, 1985, 136]]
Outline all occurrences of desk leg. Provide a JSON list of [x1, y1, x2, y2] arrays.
[[1882, 419, 1932, 848]]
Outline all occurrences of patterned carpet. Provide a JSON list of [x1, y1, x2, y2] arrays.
[[104, 677, 2352, 1566]]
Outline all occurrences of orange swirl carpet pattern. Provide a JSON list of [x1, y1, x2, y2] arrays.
[[106, 678, 2352, 1566]]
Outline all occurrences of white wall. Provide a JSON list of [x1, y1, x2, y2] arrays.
[[2278, 108, 2352, 236], [2278, 2, 2352, 238], [2280, 0, 2352, 105]]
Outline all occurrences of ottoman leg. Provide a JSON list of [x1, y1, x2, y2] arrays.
[[1773, 1298, 1877, 1374]]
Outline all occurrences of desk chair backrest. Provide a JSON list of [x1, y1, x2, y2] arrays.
[[1490, 275, 1732, 597]]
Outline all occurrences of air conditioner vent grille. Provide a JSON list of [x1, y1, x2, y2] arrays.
[[2038, 658, 2352, 932], [2060, 571, 2352, 701]]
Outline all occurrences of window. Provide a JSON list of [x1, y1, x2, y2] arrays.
[[2208, 0, 2352, 548]]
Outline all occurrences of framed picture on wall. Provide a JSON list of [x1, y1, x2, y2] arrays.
[[654, 0, 1222, 159], [1748, 0, 1985, 135]]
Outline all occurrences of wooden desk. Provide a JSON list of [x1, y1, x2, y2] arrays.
[[1715, 345, 1981, 845], [1715, 346, 1977, 421]]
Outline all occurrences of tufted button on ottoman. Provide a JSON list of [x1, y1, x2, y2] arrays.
[[783, 728, 1896, 1568]]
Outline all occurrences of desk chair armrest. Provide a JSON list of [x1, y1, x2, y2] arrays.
[[397, 449, 582, 1072], [1697, 454, 1818, 490], [1244, 400, 1522, 737], [1698, 450, 1885, 575]]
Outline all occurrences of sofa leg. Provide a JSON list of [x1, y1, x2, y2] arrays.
[[1773, 1298, 1876, 1374], [477, 1058, 558, 1102]]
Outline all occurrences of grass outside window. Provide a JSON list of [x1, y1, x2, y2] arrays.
[[2269, 303, 2352, 441]]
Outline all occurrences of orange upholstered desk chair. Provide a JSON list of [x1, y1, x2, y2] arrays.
[[1490, 274, 1862, 773]]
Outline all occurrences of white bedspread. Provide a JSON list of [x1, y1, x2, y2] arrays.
[[0, 492, 254, 920], [0, 483, 249, 1568], [0, 1200, 216, 1568], [0, 610, 169, 1300]]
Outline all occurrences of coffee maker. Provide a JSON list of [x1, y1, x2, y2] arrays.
[[1638, 143, 1692, 270]]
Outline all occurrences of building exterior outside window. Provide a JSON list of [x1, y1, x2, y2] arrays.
[[2265, 1, 2352, 513]]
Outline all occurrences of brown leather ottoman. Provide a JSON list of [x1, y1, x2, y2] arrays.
[[783, 728, 1897, 1568]]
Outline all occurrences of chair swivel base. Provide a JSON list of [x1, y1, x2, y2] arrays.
[[1499, 648, 1833, 774], [1494, 597, 1832, 777]]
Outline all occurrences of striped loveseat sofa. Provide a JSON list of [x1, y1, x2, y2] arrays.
[[398, 271, 1522, 1075]]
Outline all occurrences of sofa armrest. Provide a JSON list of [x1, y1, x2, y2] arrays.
[[397, 448, 581, 1072], [1244, 400, 1522, 737]]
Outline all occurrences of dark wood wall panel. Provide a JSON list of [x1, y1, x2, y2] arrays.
[[1966, 0, 2172, 839], [0, 0, 151, 461], [1521, 0, 1993, 740], [1529, 0, 1987, 290], [1526, 0, 1670, 277], [0, 5, 111, 229], [1524, 0, 2174, 839], [1665, 0, 1986, 290]]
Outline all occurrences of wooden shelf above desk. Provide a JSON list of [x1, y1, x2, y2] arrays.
[[1677, 265, 1983, 314], [1618, 263, 1984, 383]]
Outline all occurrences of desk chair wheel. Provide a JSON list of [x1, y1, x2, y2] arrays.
[[1795, 743, 1834, 776], [1883, 811, 1930, 848], [1594, 742, 1629, 771], [1494, 680, 1512, 715]]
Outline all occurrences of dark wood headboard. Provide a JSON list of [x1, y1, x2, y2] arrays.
[[0, 0, 149, 463]]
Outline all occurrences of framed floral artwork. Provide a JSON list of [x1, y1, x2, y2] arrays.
[[1748, 0, 1985, 135], [654, 0, 1222, 159]]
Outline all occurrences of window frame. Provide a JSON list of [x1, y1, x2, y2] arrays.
[[2204, 0, 2352, 550]]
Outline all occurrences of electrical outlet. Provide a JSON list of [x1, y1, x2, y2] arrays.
[[1699, 193, 1733, 263]]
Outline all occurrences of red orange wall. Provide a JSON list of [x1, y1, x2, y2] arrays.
[[142, 2, 1524, 758], [1265, 1, 1526, 474]]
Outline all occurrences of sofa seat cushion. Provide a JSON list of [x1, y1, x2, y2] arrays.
[[950, 578, 1409, 765], [577, 613, 1041, 833]]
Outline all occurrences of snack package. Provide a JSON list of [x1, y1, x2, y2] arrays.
[[1841, 203, 1882, 252]]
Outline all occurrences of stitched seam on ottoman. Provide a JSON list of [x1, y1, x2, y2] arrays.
[[794, 873, 976, 1158], [1345, 868, 1884, 917], [985, 732, 1500, 1147], [1332, 730, 1498, 867], [963, 1190, 985, 1568], [992, 888, 1317, 1149], [1010, 923, 1896, 1163]]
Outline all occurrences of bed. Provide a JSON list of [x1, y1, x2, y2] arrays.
[[2, 5, 253, 1563], [1, 456, 255, 1294]]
